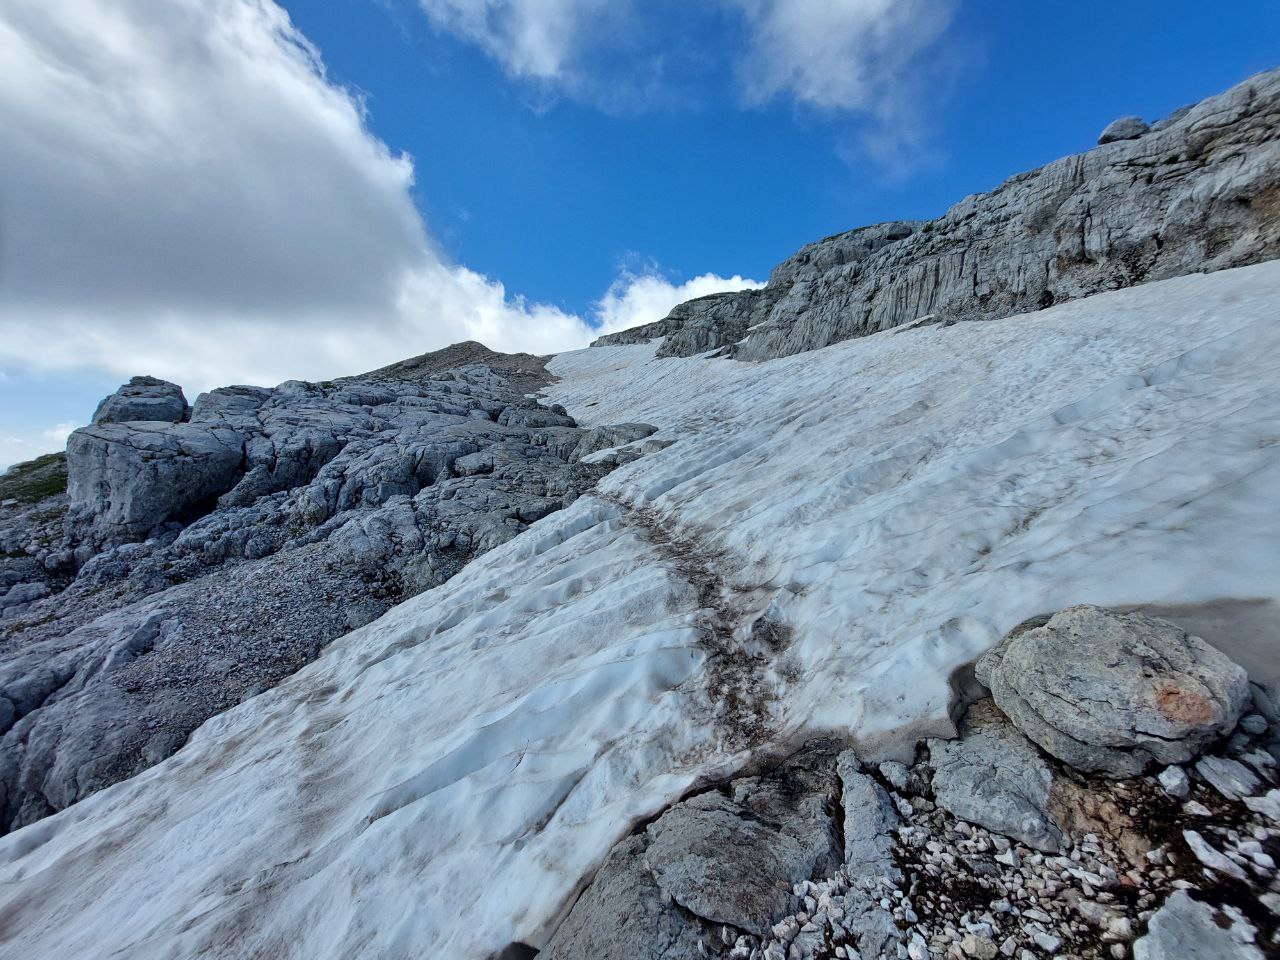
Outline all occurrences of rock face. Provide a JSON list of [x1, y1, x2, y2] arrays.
[[928, 699, 1066, 852], [91, 376, 189, 425], [1133, 890, 1264, 960], [594, 68, 1280, 361], [976, 605, 1250, 777], [0, 345, 649, 833]]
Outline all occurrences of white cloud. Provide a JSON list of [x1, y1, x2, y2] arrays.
[[413, 0, 957, 134], [595, 270, 765, 337], [725, 0, 955, 112], [41, 421, 79, 447], [0, 0, 754, 395], [417, 0, 613, 82]]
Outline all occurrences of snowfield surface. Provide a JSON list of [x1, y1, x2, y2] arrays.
[[2, 264, 1279, 958]]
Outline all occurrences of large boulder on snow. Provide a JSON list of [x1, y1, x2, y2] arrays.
[[92, 376, 189, 425], [977, 606, 1251, 777]]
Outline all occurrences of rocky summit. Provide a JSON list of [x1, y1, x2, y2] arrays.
[[0, 68, 1278, 960]]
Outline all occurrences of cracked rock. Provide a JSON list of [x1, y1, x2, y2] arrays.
[[976, 606, 1250, 777]]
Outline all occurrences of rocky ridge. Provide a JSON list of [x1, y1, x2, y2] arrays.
[[594, 68, 1280, 361], [0, 343, 660, 832]]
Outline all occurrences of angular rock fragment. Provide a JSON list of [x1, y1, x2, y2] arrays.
[[928, 699, 1065, 852], [1133, 890, 1264, 960]]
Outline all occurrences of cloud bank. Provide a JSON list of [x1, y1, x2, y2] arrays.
[[0, 0, 754, 397]]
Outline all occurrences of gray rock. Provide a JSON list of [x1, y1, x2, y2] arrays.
[[976, 606, 1250, 777], [1157, 765, 1191, 799], [1182, 830, 1247, 880], [66, 421, 247, 544], [544, 740, 844, 956], [1133, 890, 1263, 960], [645, 791, 815, 934], [92, 376, 189, 425], [1244, 788, 1280, 822], [1239, 713, 1268, 736], [1098, 115, 1151, 144], [929, 700, 1065, 852], [595, 69, 1280, 362], [539, 835, 705, 960], [837, 749, 901, 881], [571, 423, 659, 462], [1194, 755, 1262, 801]]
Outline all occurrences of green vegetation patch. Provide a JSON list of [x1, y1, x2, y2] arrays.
[[0, 452, 69, 504]]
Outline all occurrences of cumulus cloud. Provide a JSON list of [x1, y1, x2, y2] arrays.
[[0, 0, 754, 395], [414, 0, 957, 137], [725, 0, 955, 111]]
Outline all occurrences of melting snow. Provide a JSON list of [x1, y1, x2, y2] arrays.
[[1, 263, 1279, 958]]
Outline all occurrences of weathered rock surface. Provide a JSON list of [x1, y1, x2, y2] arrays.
[[595, 68, 1280, 361], [1133, 890, 1264, 960], [0, 344, 648, 833], [1098, 115, 1151, 144], [91, 375, 189, 425], [837, 749, 901, 880], [929, 699, 1065, 852], [976, 605, 1250, 777], [543, 741, 846, 958]]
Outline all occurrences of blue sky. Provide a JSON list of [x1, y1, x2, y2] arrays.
[[1, 0, 1278, 469]]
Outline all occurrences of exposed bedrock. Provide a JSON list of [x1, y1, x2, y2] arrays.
[[594, 67, 1280, 361], [0, 346, 665, 833]]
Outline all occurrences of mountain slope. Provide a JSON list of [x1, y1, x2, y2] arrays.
[[595, 67, 1280, 361], [0, 262, 1276, 958]]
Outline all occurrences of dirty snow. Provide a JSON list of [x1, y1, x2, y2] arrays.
[[1, 263, 1278, 958]]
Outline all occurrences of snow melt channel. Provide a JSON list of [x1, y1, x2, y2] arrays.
[[1, 263, 1279, 959]]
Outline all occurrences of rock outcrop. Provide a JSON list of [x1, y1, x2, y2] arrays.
[[0, 345, 662, 833], [91, 376, 189, 425], [594, 67, 1280, 361], [976, 606, 1251, 777]]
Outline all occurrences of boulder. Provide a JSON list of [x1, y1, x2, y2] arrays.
[[543, 740, 844, 955], [929, 699, 1065, 852], [1133, 891, 1264, 960], [92, 376, 188, 424], [976, 606, 1250, 777], [644, 791, 816, 934], [1098, 115, 1151, 144], [66, 421, 247, 543]]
